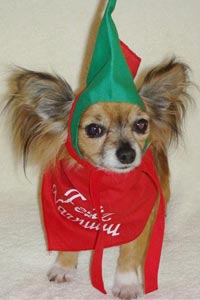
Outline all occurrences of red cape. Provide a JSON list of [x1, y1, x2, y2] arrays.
[[41, 148, 165, 294]]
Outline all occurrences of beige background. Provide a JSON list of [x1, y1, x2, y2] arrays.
[[0, 1, 200, 299]]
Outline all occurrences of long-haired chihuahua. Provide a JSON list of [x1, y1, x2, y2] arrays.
[[4, 58, 191, 299]]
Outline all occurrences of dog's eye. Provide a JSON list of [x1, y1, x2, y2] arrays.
[[85, 123, 106, 138], [134, 119, 148, 134]]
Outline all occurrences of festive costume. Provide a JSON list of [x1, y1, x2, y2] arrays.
[[41, 0, 165, 295]]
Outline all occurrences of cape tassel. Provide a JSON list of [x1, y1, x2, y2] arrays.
[[90, 170, 106, 294], [144, 182, 165, 294]]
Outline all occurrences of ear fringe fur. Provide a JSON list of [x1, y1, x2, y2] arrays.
[[139, 58, 193, 150], [4, 68, 74, 170]]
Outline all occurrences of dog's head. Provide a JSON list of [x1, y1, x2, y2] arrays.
[[78, 102, 149, 172]]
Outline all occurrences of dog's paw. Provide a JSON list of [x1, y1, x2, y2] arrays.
[[112, 285, 139, 300], [47, 263, 76, 283], [112, 271, 142, 299]]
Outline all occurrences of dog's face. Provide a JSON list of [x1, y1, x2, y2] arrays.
[[78, 102, 149, 173]]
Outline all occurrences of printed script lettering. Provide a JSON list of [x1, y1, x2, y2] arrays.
[[53, 184, 121, 236]]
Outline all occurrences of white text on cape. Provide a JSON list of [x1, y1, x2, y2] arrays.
[[53, 185, 121, 237]]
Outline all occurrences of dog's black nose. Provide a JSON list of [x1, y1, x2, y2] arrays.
[[116, 142, 136, 164]]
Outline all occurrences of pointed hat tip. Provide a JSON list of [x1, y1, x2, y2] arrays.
[[105, 0, 117, 13]]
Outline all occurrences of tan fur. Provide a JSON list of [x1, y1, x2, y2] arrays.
[[56, 251, 78, 269], [4, 59, 191, 299], [116, 197, 159, 274]]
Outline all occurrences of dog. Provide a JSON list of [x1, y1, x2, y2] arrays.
[[4, 58, 191, 299]]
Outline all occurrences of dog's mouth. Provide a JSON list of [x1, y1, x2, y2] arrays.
[[117, 165, 132, 170], [99, 161, 139, 174], [105, 163, 138, 173]]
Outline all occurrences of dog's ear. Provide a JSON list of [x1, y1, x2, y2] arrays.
[[5, 68, 74, 169], [8, 68, 74, 128], [139, 58, 191, 147]]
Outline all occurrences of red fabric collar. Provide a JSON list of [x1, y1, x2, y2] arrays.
[[41, 148, 165, 294]]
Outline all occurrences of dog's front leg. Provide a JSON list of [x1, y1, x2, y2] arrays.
[[112, 240, 143, 299], [48, 251, 78, 283], [112, 200, 159, 300]]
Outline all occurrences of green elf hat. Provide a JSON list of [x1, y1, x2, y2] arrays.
[[67, 0, 146, 158]]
